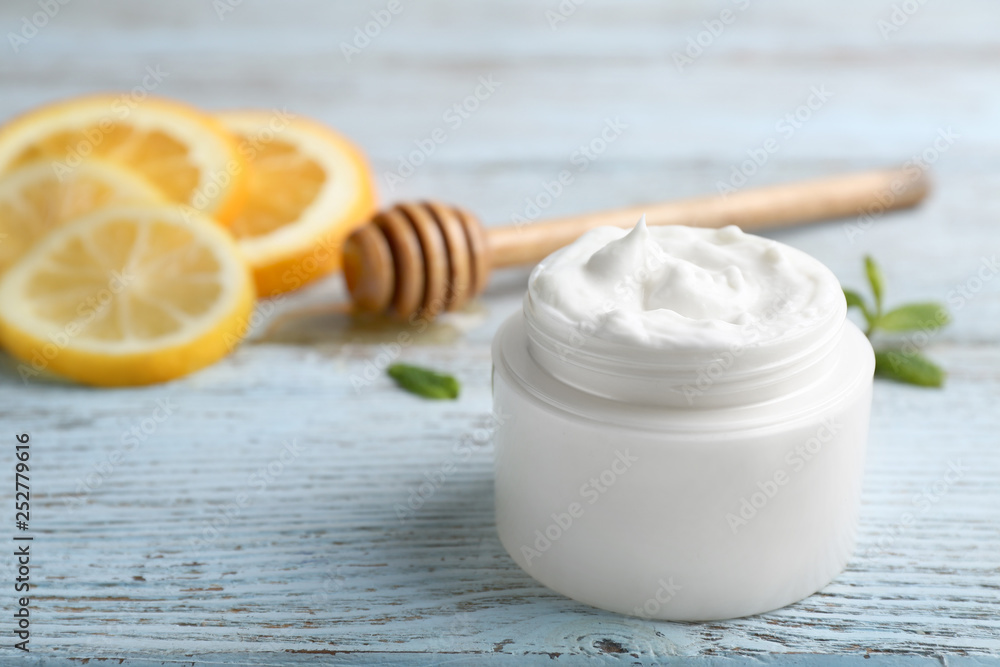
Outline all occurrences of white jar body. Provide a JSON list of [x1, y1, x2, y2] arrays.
[[492, 312, 874, 621]]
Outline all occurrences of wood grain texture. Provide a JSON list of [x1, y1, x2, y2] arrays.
[[485, 168, 930, 266], [0, 0, 998, 664]]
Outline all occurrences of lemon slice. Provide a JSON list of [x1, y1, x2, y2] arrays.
[[0, 204, 255, 386], [218, 111, 377, 297], [0, 95, 247, 225], [0, 159, 165, 275]]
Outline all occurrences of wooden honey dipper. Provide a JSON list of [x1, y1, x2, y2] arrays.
[[342, 168, 929, 319]]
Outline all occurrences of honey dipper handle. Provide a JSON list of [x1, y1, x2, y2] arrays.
[[486, 168, 930, 268]]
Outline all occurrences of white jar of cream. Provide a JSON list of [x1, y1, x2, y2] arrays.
[[491, 218, 874, 621]]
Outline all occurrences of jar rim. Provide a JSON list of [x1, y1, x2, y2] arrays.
[[495, 311, 874, 431], [522, 289, 848, 408]]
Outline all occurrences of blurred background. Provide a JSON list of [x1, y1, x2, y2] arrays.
[[1, 0, 998, 660], [3, 0, 997, 339]]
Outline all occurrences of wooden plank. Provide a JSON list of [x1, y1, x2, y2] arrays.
[[0, 0, 997, 663], [0, 343, 996, 661]]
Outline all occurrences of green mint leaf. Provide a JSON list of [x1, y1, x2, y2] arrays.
[[876, 302, 951, 332], [847, 256, 950, 387], [874, 350, 945, 387], [387, 363, 460, 400], [864, 255, 885, 315], [843, 288, 873, 324]]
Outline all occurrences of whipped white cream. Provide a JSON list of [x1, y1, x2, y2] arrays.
[[526, 216, 844, 350]]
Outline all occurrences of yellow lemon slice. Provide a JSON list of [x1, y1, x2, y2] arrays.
[[218, 110, 377, 297], [0, 204, 255, 386], [0, 159, 165, 276], [0, 95, 247, 225]]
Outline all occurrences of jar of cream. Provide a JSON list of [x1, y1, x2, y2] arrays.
[[491, 217, 874, 621]]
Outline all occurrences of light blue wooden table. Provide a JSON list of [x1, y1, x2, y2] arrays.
[[1, 0, 998, 664]]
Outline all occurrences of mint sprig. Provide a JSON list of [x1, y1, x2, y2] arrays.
[[844, 256, 950, 387], [387, 363, 460, 400], [873, 350, 946, 388]]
